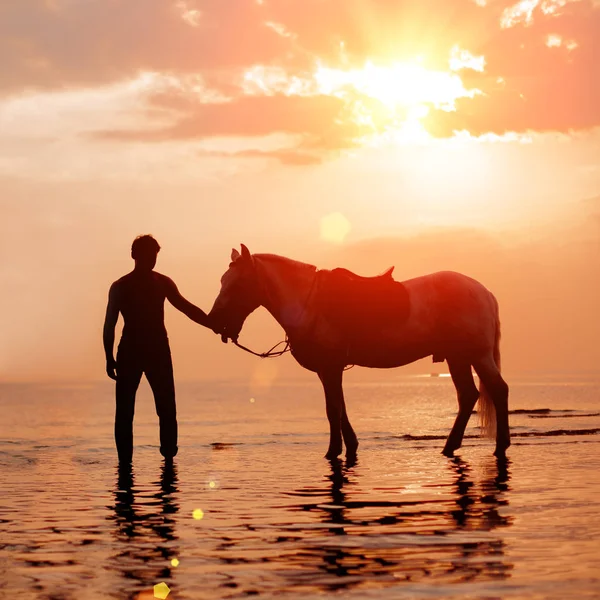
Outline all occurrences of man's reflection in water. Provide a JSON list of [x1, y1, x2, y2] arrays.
[[295, 456, 513, 592], [108, 461, 180, 595]]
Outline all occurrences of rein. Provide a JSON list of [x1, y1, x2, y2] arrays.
[[233, 338, 290, 358], [231, 265, 319, 360]]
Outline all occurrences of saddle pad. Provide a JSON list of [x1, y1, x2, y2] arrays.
[[316, 268, 410, 339]]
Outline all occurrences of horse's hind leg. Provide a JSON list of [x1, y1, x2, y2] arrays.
[[442, 360, 480, 457], [341, 398, 358, 460], [473, 356, 510, 458], [318, 368, 345, 460]]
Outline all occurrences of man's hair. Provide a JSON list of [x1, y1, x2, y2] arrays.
[[131, 235, 161, 259]]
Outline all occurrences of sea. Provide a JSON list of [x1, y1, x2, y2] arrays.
[[1, 375, 600, 599]]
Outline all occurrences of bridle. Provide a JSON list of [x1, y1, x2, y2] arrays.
[[231, 260, 319, 360]]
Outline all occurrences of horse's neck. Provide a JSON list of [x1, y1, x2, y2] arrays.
[[255, 255, 316, 332]]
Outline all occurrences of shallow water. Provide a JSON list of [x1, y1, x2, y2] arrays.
[[1, 376, 600, 599]]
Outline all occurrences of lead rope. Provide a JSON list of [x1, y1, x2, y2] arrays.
[[233, 338, 290, 358]]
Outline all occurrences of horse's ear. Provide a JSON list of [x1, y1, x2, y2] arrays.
[[240, 244, 253, 263], [231, 248, 241, 262]]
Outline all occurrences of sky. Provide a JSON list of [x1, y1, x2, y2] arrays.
[[0, 0, 599, 383]]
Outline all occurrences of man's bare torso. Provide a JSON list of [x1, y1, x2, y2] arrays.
[[113, 271, 173, 345]]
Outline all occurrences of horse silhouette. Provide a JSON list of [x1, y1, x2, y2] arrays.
[[209, 245, 509, 460]]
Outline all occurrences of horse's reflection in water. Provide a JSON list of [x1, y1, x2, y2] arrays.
[[292, 457, 513, 591], [325, 459, 352, 535], [107, 461, 180, 595]]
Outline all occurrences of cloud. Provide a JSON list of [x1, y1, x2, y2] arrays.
[[427, 0, 600, 135], [94, 93, 365, 157], [0, 0, 496, 97], [0, 0, 289, 94], [449, 46, 486, 72], [1, 0, 599, 155], [198, 148, 323, 166]]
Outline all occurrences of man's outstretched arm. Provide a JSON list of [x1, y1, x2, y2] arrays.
[[103, 283, 120, 380], [165, 278, 211, 328]]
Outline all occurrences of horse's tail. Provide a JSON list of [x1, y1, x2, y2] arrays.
[[478, 294, 501, 438]]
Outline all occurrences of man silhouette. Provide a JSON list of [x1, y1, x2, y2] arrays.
[[103, 235, 212, 464]]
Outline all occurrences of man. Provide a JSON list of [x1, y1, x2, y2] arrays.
[[103, 235, 212, 464]]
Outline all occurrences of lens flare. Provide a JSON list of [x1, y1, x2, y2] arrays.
[[320, 213, 351, 244], [153, 582, 170, 599]]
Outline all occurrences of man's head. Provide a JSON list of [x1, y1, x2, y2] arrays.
[[131, 235, 160, 271]]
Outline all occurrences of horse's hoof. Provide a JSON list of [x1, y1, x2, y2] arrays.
[[325, 449, 342, 460], [345, 440, 359, 456], [494, 439, 510, 458], [345, 452, 358, 468], [442, 448, 455, 458]]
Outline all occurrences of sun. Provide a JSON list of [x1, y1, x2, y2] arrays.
[[243, 52, 481, 145], [315, 60, 475, 110], [313, 58, 479, 143]]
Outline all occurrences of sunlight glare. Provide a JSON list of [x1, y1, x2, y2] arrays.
[[242, 56, 481, 146], [315, 61, 476, 110]]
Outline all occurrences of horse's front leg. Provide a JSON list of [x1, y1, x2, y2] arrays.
[[341, 400, 358, 460], [318, 368, 345, 460]]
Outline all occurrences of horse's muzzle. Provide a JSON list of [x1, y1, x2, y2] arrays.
[[208, 309, 241, 343]]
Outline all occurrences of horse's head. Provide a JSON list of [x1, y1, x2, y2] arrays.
[[209, 244, 263, 343]]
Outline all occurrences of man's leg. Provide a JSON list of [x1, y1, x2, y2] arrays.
[[115, 351, 143, 464], [145, 347, 178, 459]]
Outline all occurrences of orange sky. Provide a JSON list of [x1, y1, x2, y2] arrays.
[[0, 0, 599, 382]]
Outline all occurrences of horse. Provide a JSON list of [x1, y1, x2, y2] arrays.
[[208, 244, 510, 461]]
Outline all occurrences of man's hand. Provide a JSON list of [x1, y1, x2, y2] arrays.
[[106, 358, 118, 381], [205, 313, 223, 335]]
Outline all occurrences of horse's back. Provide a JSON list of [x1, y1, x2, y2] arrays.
[[399, 271, 498, 359], [402, 271, 495, 307]]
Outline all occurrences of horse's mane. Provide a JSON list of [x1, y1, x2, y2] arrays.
[[254, 253, 317, 274]]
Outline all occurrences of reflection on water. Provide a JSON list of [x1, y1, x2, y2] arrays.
[[2, 379, 600, 599], [107, 461, 180, 596], [282, 457, 513, 593]]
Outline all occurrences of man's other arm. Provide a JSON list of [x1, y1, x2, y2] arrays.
[[103, 283, 120, 380], [165, 278, 211, 328]]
